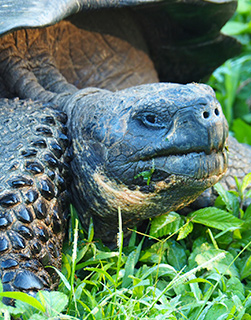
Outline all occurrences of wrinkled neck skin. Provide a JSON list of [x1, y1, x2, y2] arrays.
[[64, 83, 228, 244]]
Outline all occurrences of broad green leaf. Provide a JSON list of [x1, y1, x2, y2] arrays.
[[245, 189, 251, 199], [240, 255, 251, 280], [189, 207, 243, 230], [81, 288, 98, 308], [232, 118, 251, 145], [128, 228, 137, 247], [226, 277, 245, 301], [232, 294, 244, 314], [140, 250, 164, 265], [244, 204, 251, 220], [203, 303, 228, 320], [241, 173, 251, 193], [140, 242, 168, 264], [0, 300, 24, 316], [61, 253, 71, 280], [28, 315, 45, 320], [234, 176, 242, 196], [37, 291, 68, 316], [76, 250, 120, 270], [214, 183, 239, 215], [238, 0, 251, 14], [186, 274, 202, 301], [222, 21, 251, 36], [186, 278, 213, 286], [224, 60, 241, 124], [206, 272, 224, 284], [0, 292, 45, 312], [76, 244, 91, 264], [88, 251, 119, 261], [167, 241, 187, 271], [14, 300, 38, 320], [195, 249, 239, 277], [131, 277, 149, 298], [140, 264, 177, 280], [188, 240, 212, 270], [177, 221, 193, 240], [150, 212, 181, 238]]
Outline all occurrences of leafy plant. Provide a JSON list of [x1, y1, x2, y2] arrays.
[[134, 160, 155, 185], [0, 290, 70, 320], [207, 0, 251, 138], [2, 173, 251, 320]]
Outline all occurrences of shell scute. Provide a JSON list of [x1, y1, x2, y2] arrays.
[[25, 161, 44, 175], [2, 271, 15, 283], [8, 176, 33, 188], [0, 215, 11, 228], [15, 206, 34, 223], [39, 178, 55, 200], [7, 231, 26, 250], [13, 270, 44, 290], [0, 193, 20, 208], [21, 148, 38, 157], [0, 237, 9, 252], [1, 259, 18, 269]]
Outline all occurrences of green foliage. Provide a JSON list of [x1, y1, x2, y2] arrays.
[[2, 174, 251, 320], [134, 160, 155, 185], [0, 291, 70, 319], [208, 0, 251, 137], [232, 118, 251, 144]]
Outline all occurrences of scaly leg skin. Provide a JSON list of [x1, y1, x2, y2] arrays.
[[0, 99, 69, 305]]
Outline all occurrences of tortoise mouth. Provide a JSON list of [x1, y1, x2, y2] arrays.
[[134, 148, 228, 185]]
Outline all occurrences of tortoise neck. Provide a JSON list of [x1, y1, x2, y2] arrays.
[[52, 87, 108, 120]]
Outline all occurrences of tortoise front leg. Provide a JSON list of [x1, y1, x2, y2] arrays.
[[0, 99, 69, 304], [0, 29, 76, 102]]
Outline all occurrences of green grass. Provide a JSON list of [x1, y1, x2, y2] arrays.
[[2, 175, 251, 319], [1, 1, 251, 319]]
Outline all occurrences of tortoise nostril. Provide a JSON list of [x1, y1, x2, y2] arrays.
[[203, 111, 210, 119], [214, 108, 220, 116]]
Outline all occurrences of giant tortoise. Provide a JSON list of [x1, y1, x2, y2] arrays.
[[0, 0, 250, 303]]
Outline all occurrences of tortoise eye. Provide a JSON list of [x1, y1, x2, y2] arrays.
[[145, 114, 157, 124], [134, 112, 164, 129], [142, 113, 164, 128]]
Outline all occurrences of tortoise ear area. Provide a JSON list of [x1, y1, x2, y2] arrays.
[[83, 112, 131, 147], [84, 140, 107, 170], [81, 121, 107, 144]]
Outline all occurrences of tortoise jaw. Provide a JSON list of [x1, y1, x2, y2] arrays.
[[71, 148, 227, 243], [158, 149, 228, 180], [131, 148, 228, 187]]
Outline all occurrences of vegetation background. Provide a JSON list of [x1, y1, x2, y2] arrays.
[[1, 0, 251, 319]]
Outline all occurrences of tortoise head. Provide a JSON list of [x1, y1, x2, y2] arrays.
[[67, 83, 228, 243]]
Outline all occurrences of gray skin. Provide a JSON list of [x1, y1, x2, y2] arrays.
[[67, 83, 228, 242], [0, 0, 250, 301]]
